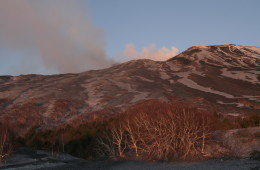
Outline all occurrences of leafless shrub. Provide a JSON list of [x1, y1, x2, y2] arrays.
[[96, 121, 127, 157], [98, 101, 213, 161], [96, 132, 115, 157], [0, 124, 13, 163]]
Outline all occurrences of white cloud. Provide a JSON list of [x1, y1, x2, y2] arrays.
[[121, 43, 178, 61]]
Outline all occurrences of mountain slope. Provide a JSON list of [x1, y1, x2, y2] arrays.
[[0, 44, 259, 134]]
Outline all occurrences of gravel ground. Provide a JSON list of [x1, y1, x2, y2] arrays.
[[40, 159, 260, 170], [1, 148, 260, 170]]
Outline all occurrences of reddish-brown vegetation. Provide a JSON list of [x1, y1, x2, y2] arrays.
[[0, 123, 13, 163], [9, 99, 260, 161], [97, 100, 213, 161]]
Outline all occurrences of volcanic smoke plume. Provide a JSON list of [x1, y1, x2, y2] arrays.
[[0, 0, 113, 74]]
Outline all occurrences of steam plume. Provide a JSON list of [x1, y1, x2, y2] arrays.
[[0, 0, 113, 74], [121, 43, 178, 61]]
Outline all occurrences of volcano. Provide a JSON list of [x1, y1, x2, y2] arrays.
[[0, 44, 259, 135]]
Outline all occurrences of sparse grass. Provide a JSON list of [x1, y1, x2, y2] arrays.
[[211, 112, 260, 131]]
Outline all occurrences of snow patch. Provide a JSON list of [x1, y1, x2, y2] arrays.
[[169, 80, 175, 84], [221, 68, 260, 84], [111, 81, 132, 91], [217, 101, 244, 108], [166, 62, 181, 71], [130, 92, 150, 103], [242, 95, 260, 102], [176, 72, 235, 98], [175, 45, 260, 68], [160, 71, 171, 80], [83, 78, 105, 109], [245, 46, 260, 54], [226, 113, 242, 117], [135, 76, 154, 82]]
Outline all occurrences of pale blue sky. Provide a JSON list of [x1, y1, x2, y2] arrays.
[[0, 0, 259, 75], [87, 0, 260, 59]]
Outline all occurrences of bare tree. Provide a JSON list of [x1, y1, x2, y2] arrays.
[[97, 101, 213, 161], [0, 126, 13, 163], [110, 124, 127, 157], [96, 132, 115, 157]]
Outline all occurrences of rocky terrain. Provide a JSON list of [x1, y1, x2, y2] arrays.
[[0, 44, 259, 135]]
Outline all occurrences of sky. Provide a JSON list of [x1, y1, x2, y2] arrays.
[[0, 0, 259, 75]]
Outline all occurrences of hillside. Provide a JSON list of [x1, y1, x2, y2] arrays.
[[0, 44, 259, 135]]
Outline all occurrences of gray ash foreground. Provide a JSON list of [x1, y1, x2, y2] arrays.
[[1, 147, 260, 170]]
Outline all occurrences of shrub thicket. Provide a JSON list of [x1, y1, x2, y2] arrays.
[[17, 100, 260, 161], [97, 100, 213, 161]]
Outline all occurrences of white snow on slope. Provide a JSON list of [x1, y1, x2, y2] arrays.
[[177, 45, 260, 68], [83, 78, 105, 110], [160, 71, 171, 80], [245, 46, 260, 54], [109, 79, 150, 104], [217, 100, 244, 108], [242, 95, 260, 102], [221, 68, 260, 84], [176, 72, 235, 98], [135, 76, 154, 82], [131, 92, 150, 103]]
